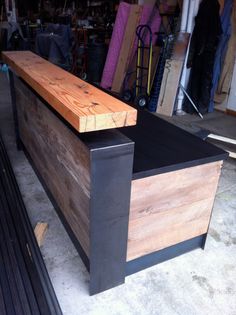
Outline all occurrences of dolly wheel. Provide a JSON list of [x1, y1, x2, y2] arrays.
[[135, 94, 149, 108], [122, 89, 133, 102]]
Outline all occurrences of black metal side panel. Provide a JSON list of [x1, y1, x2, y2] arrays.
[[89, 143, 134, 295], [126, 235, 206, 276]]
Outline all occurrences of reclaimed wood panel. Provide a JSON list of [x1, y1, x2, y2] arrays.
[[156, 33, 189, 116], [172, 33, 190, 61], [127, 162, 222, 261], [156, 59, 183, 116], [2, 51, 137, 133], [14, 76, 90, 256]]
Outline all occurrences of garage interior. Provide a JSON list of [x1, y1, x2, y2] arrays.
[[0, 0, 236, 314]]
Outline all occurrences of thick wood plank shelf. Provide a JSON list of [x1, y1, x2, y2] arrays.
[[2, 51, 137, 133]]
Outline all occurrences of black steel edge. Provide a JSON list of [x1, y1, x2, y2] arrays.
[[20, 140, 90, 272], [89, 141, 134, 295], [132, 154, 227, 180], [126, 235, 206, 276], [0, 135, 63, 315]]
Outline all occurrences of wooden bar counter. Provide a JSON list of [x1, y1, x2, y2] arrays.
[[2, 51, 228, 295]]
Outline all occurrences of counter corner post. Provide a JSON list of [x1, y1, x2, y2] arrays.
[[89, 141, 134, 295], [201, 234, 208, 250], [8, 70, 22, 150]]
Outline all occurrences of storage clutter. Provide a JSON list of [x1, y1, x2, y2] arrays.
[[1, 0, 235, 116], [100, 0, 236, 117]]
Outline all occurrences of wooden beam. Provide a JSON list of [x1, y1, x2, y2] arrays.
[[2, 51, 137, 133], [34, 222, 48, 247], [156, 33, 189, 116], [111, 5, 142, 94], [156, 59, 183, 116]]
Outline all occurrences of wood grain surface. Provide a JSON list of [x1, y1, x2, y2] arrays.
[[34, 222, 48, 247], [172, 32, 190, 61], [2, 51, 137, 132], [156, 33, 189, 116], [127, 161, 222, 261], [156, 59, 183, 116], [111, 5, 142, 93], [14, 76, 90, 256]]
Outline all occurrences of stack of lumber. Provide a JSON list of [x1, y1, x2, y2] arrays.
[[111, 4, 142, 94], [100, 2, 161, 94]]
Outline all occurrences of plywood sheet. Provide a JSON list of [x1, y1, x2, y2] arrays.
[[172, 32, 190, 61], [156, 59, 183, 116], [100, 2, 131, 89], [2, 51, 137, 133], [155, 32, 189, 116]]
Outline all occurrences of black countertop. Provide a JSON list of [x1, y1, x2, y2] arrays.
[[119, 110, 228, 179]]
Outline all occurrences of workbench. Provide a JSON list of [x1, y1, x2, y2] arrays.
[[2, 51, 228, 295]]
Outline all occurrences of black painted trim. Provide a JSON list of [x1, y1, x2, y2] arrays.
[[89, 142, 134, 295], [131, 156, 227, 180], [126, 235, 206, 276], [201, 234, 208, 250]]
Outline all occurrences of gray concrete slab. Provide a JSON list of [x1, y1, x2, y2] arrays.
[[0, 72, 236, 315]]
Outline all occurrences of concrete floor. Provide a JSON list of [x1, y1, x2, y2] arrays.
[[0, 71, 236, 315]]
